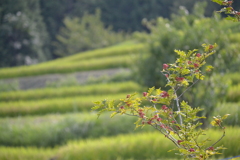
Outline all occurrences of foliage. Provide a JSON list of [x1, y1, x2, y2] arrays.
[[0, 127, 239, 160], [212, 0, 240, 21], [226, 84, 240, 102], [132, 2, 240, 121], [0, 112, 153, 147], [93, 44, 229, 159], [0, 0, 51, 67], [54, 9, 127, 56], [0, 146, 55, 160], [134, 2, 240, 88], [0, 43, 144, 79], [56, 128, 240, 160], [0, 81, 143, 102], [0, 92, 139, 117]]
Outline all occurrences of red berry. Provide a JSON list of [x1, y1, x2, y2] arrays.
[[188, 61, 192, 64], [120, 106, 124, 109], [208, 147, 214, 151], [196, 53, 201, 57], [152, 98, 157, 101], [156, 117, 162, 121], [138, 109, 143, 112], [161, 91, 169, 98], [153, 115, 158, 119], [209, 45, 214, 50], [189, 148, 195, 152], [163, 64, 169, 70], [161, 105, 168, 110], [139, 112, 145, 118], [147, 120, 152, 124], [165, 74, 169, 78], [142, 92, 148, 97], [194, 63, 199, 68], [175, 77, 184, 81], [126, 101, 132, 106], [126, 94, 130, 98]]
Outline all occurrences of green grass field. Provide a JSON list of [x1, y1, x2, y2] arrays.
[[0, 43, 146, 79], [0, 41, 240, 160]]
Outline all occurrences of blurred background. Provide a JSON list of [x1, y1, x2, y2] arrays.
[[0, 0, 240, 159]]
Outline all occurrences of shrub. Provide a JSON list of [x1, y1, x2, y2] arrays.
[[54, 8, 128, 56], [226, 84, 240, 102], [0, 93, 130, 117], [0, 81, 143, 102], [0, 112, 153, 147]]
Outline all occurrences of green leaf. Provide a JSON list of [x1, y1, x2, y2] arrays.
[[91, 105, 100, 110], [187, 49, 198, 57], [225, 15, 238, 22], [148, 87, 155, 95], [222, 114, 230, 120], [110, 112, 118, 118], [174, 49, 186, 57], [211, 0, 224, 5], [181, 68, 190, 75], [156, 88, 162, 95], [108, 100, 115, 109], [206, 65, 214, 72]]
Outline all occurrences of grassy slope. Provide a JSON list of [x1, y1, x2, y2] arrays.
[[0, 42, 146, 79], [1, 127, 240, 160], [0, 40, 240, 160]]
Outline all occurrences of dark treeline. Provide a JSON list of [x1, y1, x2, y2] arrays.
[[0, 0, 238, 68]]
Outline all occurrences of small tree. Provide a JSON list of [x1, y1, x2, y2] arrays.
[[92, 44, 229, 159], [54, 9, 127, 57]]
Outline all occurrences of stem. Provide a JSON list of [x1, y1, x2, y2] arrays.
[[174, 89, 183, 126], [178, 79, 199, 99], [151, 122, 180, 147], [207, 128, 225, 150]]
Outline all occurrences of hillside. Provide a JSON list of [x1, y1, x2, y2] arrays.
[[0, 41, 240, 160]]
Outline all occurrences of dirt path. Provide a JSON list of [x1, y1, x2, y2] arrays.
[[4, 68, 129, 90]]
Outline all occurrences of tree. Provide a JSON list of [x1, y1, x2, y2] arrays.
[[0, 0, 51, 67], [132, 2, 240, 122], [54, 9, 127, 57]]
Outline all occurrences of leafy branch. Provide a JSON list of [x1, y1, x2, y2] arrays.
[[212, 0, 240, 21], [92, 44, 229, 159]]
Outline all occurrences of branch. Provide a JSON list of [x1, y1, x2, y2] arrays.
[[178, 79, 199, 99]]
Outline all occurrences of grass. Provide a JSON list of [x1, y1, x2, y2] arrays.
[[0, 147, 56, 160], [0, 127, 239, 160], [0, 112, 154, 147], [0, 43, 146, 79], [0, 81, 144, 101], [0, 93, 133, 117], [54, 127, 240, 160]]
